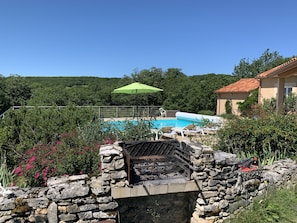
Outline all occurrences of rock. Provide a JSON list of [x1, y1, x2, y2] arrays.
[[110, 170, 127, 180], [67, 204, 80, 213], [47, 202, 58, 223], [197, 198, 207, 205], [100, 145, 123, 157], [79, 204, 98, 212], [0, 199, 15, 211], [208, 179, 220, 187], [27, 197, 49, 208], [97, 196, 113, 204], [58, 213, 77, 221], [47, 176, 69, 187], [93, 211, 118, 219], [77, 211, 93, 220], [219, 200, 229, 210], [200, 191, 218, 199], [214, 151, 238, 166], [47, 181, 89, 201], [99, 202, 118, 211]]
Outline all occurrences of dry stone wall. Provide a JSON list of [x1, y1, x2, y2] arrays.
[[0, 143, 126, 223], [187, 140, 297, 223], [0, 174, 119, 223], [0, 141, 297, 223]]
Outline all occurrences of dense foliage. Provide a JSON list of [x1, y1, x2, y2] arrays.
[[233, 49, 293, 78], [0, 75, 32, 114], [216, 114, 297, 164], [0, 105, 155, 187], [14, 131, 102, 187], [23, 72, 236, 114], [237, 89, 258, 116], [0, 105, 99, 168]]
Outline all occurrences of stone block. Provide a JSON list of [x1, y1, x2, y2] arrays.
[[111, 187, 131, 199], [68, 174, 88, 181], [93, 211, 117, 219], [27, 197, 49, 208], [77, 211, 93, 220], [110, 170, 127, 180], [192, 172, 208, 180], [97, 196, 112, 204], [58, 213, 77, 221], [200, 191, 218, 199], [67, 204, 80, 213], [99, 202, 118, 211], [47, 202, 57, 223], [100, 145, 122, 157], [0, 199, 15, 211], [47, 181, 89, 201], [79, 204, 98, 212], [47, 176, 69, 186], [208, 179, 220, 187]]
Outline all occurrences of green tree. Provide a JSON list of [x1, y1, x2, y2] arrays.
[[186, 74, 237, 113], [162, 69, 188, 110], [233, 49, 291, 78], [0, 75, 6, 111], [0, 75, 32, 114]]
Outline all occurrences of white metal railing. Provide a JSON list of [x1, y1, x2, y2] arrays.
[[0, 106, 162, 119]]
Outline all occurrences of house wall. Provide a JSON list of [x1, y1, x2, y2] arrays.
[[216, 92, 250, 115], [259, 76, 297, 104]]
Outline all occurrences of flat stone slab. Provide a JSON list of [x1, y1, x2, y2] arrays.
[[111, 179, 200, 199]]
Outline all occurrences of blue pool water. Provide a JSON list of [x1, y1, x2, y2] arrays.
[[153, 119, 201, 129], [109, 118, 202, 129]]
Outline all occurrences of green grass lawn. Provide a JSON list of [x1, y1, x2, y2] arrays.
[[225, 182, 297, 223]]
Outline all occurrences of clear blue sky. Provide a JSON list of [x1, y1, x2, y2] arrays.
[[1, 0, 296, 78]]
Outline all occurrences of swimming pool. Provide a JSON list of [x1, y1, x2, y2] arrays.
[[152, 119, 202, 129], [107, 112, 222, 130], [109, 118, 202, 129]]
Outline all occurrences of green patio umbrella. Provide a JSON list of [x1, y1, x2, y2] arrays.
[[112, 82, 163, 116], [112, 82, 163, 94]]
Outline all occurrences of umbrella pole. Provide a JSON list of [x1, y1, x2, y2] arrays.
[[136, 94, 139, 119], [136, 91, 139, 119]]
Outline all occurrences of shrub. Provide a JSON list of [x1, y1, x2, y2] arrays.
[[119, 118, 154, 141], [13, 130, 102, 187], [1, 105, 99, 170], [12, 118, 154, 187], [220, 113, 236, 120], [260, 94, 297, 115], [215, 114, 297, 163]]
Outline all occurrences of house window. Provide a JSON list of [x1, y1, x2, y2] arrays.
[[284, 87, 293, 97]]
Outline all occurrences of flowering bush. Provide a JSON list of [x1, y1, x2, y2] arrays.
[[14, 130, 105, 187], [12, 118, 152, 187]]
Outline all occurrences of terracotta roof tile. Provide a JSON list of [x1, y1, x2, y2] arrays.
[[256, 57, 297, 78], [215, 78, 259, 93]]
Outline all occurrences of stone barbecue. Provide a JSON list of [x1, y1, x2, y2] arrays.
[[119, 140, 193, 184], [1, 140, 297, 223]]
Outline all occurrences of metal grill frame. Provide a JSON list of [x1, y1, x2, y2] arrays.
[[121, 140, 193, 184]]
